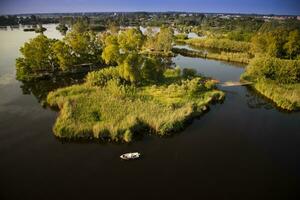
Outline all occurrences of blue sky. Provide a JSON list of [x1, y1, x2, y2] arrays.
[[0, 0, 299, 15]]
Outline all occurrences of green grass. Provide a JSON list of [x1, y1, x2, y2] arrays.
[[183, 38, 251, 53], [47, 70, 224, 142], [172, 47, 251, 64], [248, 78, 300, 111]]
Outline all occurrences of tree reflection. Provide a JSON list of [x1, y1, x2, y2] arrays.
[[245, 86, 274, 110], [19, 73, 86, 106]]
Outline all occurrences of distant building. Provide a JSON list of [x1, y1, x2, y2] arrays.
[[297, 16, 300, 20]]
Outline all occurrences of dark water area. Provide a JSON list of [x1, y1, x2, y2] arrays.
[[1, 25, 300, 200]]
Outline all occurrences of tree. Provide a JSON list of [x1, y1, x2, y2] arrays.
[[118, 28, 144, 52], [71, 20, 89, 33], [17, 34, 57, 73], [102, 44, 121, 65], [155, 27, 173, 53], [284, 30, 300, 59], [52, 41, 75, 71], [64, 30, 102, 64], [119, 53, 141, 83], [141, 57, 164, 82], [144, 27, 156, 50], [56, 23, 68, 35], [251, 28, 289, 58], [251, 33, 267, 55], [101, 34, 121, 65], [265, 29, 287, 58]]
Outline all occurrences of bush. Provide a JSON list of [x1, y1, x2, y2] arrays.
[[85, 67, 122, 86], [246, 56, 300, 84], [164, 66, 181, 78]]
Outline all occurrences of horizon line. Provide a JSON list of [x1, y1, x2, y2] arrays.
[[1, 10, 299, 17]]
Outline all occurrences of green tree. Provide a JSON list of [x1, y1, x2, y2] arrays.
[[16, 34, 57, 79], [119, 53, 141, 83], [141, 57, 164, 82], [251, 34, 267, 55], [118, 28, 144, 52], [102, 44, 121, 65], [56, 23, 68, 35], [155, 27, 174, 53], [52, 41, 75, 71], [71, 20, 89, 33], [64, 30, 102, 64], [284, 30, 300, 59], [251, 29, 288, 58]]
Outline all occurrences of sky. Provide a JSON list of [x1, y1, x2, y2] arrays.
[[0, 0, 299, 15]]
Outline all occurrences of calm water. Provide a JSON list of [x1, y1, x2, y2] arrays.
[[1, 24, 300, 200]]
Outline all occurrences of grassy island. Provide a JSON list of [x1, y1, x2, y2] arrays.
[[47, 67, 224, 142]]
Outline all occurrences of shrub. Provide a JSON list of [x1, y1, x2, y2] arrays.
[[164, 66, 181, 78], [85, 67, 122, 86], [246, 56, 300, 84]]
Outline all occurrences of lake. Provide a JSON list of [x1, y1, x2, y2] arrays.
[[0, 24, 300, 200]]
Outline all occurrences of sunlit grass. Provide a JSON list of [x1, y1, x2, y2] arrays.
[[253, 79, 300, 111], [47, 69, 224, 142]]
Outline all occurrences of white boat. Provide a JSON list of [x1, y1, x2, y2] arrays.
[[120, 152, 140, 160]]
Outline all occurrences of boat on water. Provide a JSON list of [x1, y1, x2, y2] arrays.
[[120, 152, 140, 160]]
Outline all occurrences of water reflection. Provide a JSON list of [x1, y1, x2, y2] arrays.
[[243, 86, 297, 112], [174, 44, 223, 54], [244, 86, 274, 110], [19, 73, 86, 106]]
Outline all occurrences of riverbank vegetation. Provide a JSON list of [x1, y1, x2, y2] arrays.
[[239, 24, 300, 111], [241, 57, 300, 110], [172, 47, 251, 64], [173, 20, 300, 110], [183, 38, 251, 53]]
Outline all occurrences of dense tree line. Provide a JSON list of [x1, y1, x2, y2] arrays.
[[100, 26, 173, 84], [0, 15, 58, 26], [16, 20, 174, 83], [16, 21, 103, 80], [251, 28, 300, 59], [244, 56, 300, 84]]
